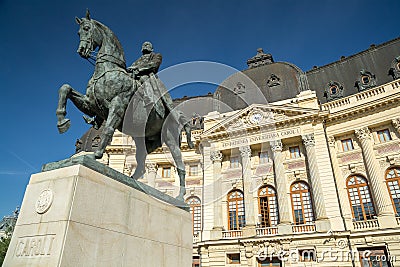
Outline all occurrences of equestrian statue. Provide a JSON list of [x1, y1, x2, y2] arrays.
[[56, 10, 193, 200]]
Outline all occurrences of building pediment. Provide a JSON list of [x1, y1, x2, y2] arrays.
[[202, 104, 324, 138]]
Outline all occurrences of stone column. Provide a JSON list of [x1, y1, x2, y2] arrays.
[[240, 146, 256, 237], [201, 141, 214, 241], [145, 162, 158, 187], [355, 127, 397, 227], [210, 150, 223, 240], [327, 136, 354, 230], [270, 140, 292, 234], [302, 134, 329, 232]]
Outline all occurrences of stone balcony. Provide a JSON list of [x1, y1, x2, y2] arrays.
[[256, 226, 278, 236], [352, 219, 379, 230], [222, 230, 243, 238], [292, 223, 316, 234]]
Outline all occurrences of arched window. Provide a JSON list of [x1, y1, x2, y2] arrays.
[[227, 190, 246, 230], [186, 197, 201, 234], [347, 175, 376, 221], [290, 182, 314, 225], [258, 186, 279, 227], [386, 168, 400, 216]]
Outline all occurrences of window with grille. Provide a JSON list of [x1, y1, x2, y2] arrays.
[[289, 146, 301, 159], [259, 151, 269, 164], [186, 197, 201, 234], [347, 175, 376, 221], [386, 167, 400, 216], [162, 167, 171, 178], [377, 129, 392, 143], [258, 186, 279, 227], [230, 156, 240, 168], [341, 138, 354, 152], [290, 182, 314, 224], [189, 165, 198, 176], [227, 190, 246, 230]]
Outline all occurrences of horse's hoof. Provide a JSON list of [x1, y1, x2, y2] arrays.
[[94, 150, 103, 159], [57, 118, 71, 134]]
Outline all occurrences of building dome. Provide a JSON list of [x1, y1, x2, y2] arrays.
[[214, 49, 308, 111]]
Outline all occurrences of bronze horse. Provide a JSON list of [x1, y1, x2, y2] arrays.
[[56, 11, 188, 200]]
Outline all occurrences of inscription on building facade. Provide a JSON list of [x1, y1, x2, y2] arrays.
[[14, 234, 56, 258], [221, 128, 301, 149]]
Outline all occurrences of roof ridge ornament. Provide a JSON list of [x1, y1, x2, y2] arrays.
[[247, 48, 274, 69]]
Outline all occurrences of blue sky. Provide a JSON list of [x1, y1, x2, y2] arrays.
[[0, 0, 399, 217]]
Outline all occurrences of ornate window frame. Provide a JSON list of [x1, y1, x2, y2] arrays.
[[227, 190, 246, 230], [186, 196, 202, 234], [290, 181, 315, 225], [346, 175, 376, 221], [385, 167, 400, 216], [258, 186, 279, 227]]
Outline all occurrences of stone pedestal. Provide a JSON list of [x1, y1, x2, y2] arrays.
[[4, 156, 192, 267]]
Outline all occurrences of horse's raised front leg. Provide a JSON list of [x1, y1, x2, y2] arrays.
[[131, 137, 147, 180], [94, 96, 125, 159], [56, 84, 94, 133], [164, 130, 186, 201]]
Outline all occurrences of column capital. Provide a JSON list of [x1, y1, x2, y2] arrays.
[[270, 140, 283, 152], [392, 118, 400, 133], [239, 146, 252, 158], [210, 151, 223, 162], [145, 162, 158, 173], [302, 133, 315, 147], [327, 136, 336, 147], [355, 127, 371, 141]]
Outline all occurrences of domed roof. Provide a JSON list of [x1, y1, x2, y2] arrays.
[[214, 49, 308, 111]]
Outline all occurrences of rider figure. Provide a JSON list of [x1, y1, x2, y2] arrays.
[[127, 41, 194, 149]]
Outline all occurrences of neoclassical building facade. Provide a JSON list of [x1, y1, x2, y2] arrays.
[[76, 37, 400, 266]]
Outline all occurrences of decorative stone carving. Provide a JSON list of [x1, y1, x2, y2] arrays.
[[35, 189, 54, 214], [392, 118, 400, 134], [247, 48, 274, 69], [354, 127, 371, 140], [145, 162, 158, 173], [270, 140, 283, 152], [210, 151, 223, 162], [324, 80, 344, 101], [355, 69, 377, 92], [327, 136, 336, 148], [239, 146, 252, 158], [388, 56, 400, 80], [302, 133, 315, 147], [267, 73, 280, 87], [233, 82, 245, 94]]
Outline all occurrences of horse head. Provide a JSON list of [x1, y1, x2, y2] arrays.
[[75, 10, 101, 59]]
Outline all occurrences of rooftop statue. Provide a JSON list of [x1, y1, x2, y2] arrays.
[[56, 10, 192, 200]]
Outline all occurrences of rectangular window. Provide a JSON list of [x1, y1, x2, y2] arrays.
[[162, 167, 171, 178], [289, 146, 301, 159], [377, 129, 392, 143], [299, 249, 316, 262], [230, 156, 240, 168], [189, 165, 198, 176], [258, 258, 282, 266], [259, 151, 269, 164], [227, 253, 240, 264], [341, 138, 354, 151], [358, 247, 390, 267]]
